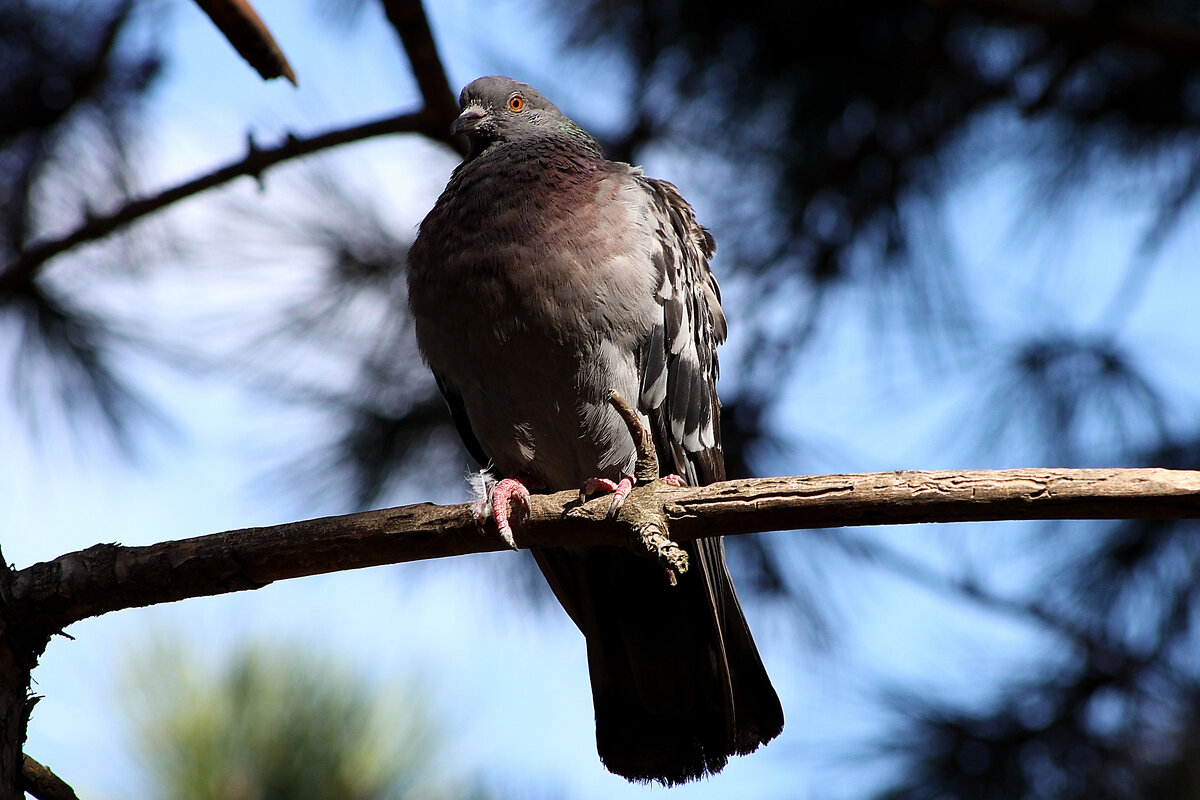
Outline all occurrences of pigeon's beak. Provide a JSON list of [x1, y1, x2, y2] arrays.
[[451, 104, 486, 136]]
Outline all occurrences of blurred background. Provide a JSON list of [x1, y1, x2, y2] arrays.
[[4, 0, 1200, 797]]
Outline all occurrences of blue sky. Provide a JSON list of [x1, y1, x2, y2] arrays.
[[7, 2, 1200, 799]]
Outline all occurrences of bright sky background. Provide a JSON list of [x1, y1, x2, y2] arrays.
[[7, 2, 1200, 799]]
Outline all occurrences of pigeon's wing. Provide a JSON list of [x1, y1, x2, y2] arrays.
[[640, 174, 782, 752], [635, 177, 728, 486]]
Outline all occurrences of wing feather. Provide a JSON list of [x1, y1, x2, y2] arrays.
[[636, 177, 726, 485]]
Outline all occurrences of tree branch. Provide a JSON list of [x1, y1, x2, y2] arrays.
[[11, 468, 1200, 638], [0, 109, 452, 295]]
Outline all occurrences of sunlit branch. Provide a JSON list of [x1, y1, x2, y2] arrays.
[[12, 468, 1200, 638]]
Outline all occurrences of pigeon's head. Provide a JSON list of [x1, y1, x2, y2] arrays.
[[452, 76, 600, 159]]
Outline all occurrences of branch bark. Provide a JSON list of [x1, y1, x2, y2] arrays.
[[0, 467, 1196, 797], [11, 468, 1200, 639]]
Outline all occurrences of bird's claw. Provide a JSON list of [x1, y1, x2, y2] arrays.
[[580, 476, 635, 518], [474, 477, 531, 549], [579, 477, 619, 501]]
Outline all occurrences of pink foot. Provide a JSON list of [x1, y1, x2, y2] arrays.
[[579, 476, 635, 518], [477, 477, 532, 549]]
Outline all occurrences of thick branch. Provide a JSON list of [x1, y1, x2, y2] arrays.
[[0, 110, 451, 294], [11, 468, 1200, 637]]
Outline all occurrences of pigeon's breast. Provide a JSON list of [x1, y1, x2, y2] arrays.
[[408, 151, 663, 487]]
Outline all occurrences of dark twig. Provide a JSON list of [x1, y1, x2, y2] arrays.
[[608, 390, 659, 484], [0, 110, 450, 294], [21, 756, 79, 800], [635, 519, 690, 587], [378, 0, 460, 127], [0, 1, 466, 293]]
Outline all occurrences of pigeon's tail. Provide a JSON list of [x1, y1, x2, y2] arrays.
[[531, 537, 783, 785]]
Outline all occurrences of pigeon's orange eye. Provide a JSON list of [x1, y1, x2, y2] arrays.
[[508, 94, 525, 113]]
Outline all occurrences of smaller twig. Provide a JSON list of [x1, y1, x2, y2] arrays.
[[633, 518, 689, 587], [607, 390, 659, 484], [606, 391, 689, 583], [22, 755, 79, 800]]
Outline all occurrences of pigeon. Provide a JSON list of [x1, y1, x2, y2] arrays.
[[406, 76, 783, 785]]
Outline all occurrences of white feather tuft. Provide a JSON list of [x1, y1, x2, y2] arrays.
[[467, 467, 498, 520]]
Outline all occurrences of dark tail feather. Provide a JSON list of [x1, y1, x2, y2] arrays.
[[532, 537, 783, 785]]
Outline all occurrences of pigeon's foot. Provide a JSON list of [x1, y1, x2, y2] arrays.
[[579, 472, 687, 517], [476, 477, 533, 549]]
